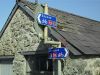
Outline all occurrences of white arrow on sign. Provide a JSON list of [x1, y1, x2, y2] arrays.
[[37, 13, 41, 24], [64, 48, 69, 57]]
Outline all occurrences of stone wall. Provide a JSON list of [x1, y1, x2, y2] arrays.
[[63, 56, 100, 75], [0, 8, 40, 55], [13, 53, 26, 75]]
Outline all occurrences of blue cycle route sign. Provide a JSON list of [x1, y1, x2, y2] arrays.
[[48, 47, 69, 59], [37, 13, 57, 28]]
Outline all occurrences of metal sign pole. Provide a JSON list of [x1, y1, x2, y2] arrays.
[[57, 60, 62, 75], [53, 44, 62, 75], [57, 44, 62, 75]]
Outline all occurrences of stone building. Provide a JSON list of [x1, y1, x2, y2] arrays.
[[0, 0, 100, 75]]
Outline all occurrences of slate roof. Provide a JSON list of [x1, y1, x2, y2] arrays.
[[48, 8, 100, 55], [0, 1, 100, 55]]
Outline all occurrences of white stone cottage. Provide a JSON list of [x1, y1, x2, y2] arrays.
[[0, 0, 100, 75]]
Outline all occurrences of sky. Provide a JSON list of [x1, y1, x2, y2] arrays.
[[0, 0, 100, 31]]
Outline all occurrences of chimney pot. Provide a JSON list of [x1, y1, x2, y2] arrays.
[[16, 0, 26, 2]]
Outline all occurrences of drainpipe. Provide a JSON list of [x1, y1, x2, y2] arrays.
[[44, 26, 61, 46], [44, 3, 62, 75], [44, 3, 61, 46]]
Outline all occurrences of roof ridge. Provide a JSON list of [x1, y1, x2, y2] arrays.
[[22, 1, 100, 23], [48, 7, 100, 23]]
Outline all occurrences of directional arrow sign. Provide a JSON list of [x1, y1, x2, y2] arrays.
[[48, 47, 69, 59], [37, 13, 57, 28]]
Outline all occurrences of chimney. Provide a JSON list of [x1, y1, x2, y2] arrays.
[[35, 0, 38, 4], [16, 0, 26, 3]]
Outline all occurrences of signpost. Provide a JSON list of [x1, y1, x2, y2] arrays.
[[37, 13, 57, 28], [37, 3, 67, 75], [48, 47, 69, 59]]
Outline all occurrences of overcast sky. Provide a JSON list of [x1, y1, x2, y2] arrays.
[[0, 0, 100, 30]]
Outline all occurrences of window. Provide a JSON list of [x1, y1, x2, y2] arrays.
[[0, 59, 13, 75]]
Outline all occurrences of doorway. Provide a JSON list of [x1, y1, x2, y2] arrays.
[[26, 54, 53, 75]]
